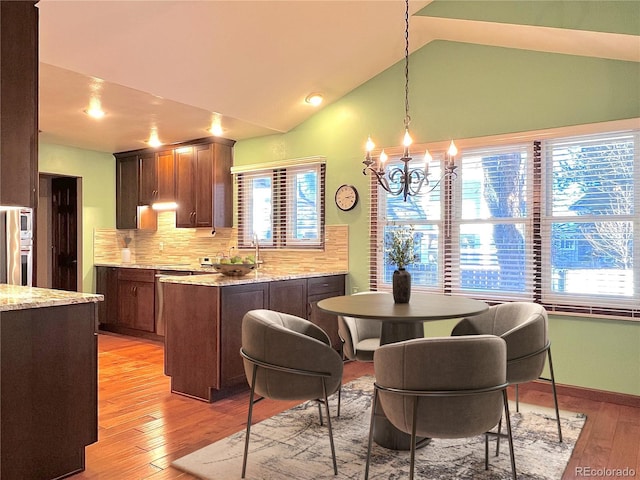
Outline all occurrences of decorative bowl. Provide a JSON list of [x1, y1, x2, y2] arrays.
[[212, 263, 257, 276]]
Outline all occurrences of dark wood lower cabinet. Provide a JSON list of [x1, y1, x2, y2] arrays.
[[163, 275, 344, 402], [307, 275, 346, 351], [220, 283, 270, 388], [0, 302, 98, 479]]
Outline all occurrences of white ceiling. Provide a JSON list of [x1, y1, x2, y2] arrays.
[[37, 0, 640, 154]]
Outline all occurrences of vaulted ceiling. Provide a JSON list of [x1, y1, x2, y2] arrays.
[[37, 0, 640, 154]]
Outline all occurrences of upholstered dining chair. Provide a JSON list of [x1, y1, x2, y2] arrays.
[[365, 335, 516, 480], [451, 301, 562, 444], [337, 291, 385, 362], [240, 309, 344, 478]]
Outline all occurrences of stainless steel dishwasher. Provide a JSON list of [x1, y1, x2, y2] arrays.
[[155, 270, 192, 336]]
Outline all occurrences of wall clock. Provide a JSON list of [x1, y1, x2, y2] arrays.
[[335, 184, 359, 211]]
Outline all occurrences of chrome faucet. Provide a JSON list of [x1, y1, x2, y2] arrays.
[[252, 233, 260, 267]]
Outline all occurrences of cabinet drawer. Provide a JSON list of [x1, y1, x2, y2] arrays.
[[118, 268, 155, 283], [307, 275, 345, 296]]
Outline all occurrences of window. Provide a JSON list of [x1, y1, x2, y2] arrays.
[[235, 158, 325, 249], [374, 153, 445, 291], [451, 143, 535, 302], [373, 127, 640, 317], [542, 131, 638, 310]]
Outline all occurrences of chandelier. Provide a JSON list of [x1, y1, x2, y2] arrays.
[[362, 0, 458, 202]]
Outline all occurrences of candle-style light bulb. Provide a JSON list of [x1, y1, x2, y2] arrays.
[[365, 136, 375, 162], [447, 140, 458, 157], [380, 150, 388, 170], [366, 136, 375, 152], [447, 140, 458, 168], [423, 150, 432, 176], [403, 129, 412, 157]]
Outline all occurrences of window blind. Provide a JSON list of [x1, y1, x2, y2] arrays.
[[450, 143, 536, 302], [236, 161, 325, 249], [374, 153, 445, 293], [541, 131, 638, 310]]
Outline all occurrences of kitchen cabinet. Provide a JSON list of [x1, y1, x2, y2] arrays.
[[219, 283, 270, 388], [115, 137, 234, 230], [307, 275, 346, 351], [0, 1, 38, 208], [270, 278, 308, 319], [175, 140, 234, 229], [115, 154, 139, 229], [139, 149, 175, 205], [0, 299, 98, 479], [117, 268, 155, 332], [163, 273, 345, 402], [95, 266, 118, 325]]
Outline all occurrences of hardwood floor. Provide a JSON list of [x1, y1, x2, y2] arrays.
[[71, 333, 639, 479]]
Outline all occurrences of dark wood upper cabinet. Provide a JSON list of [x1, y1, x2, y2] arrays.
[[175, 139, 234, 229], [115, 154, 139, 230], [116, 137, 234, 230], [139, 149, 175, 205], [0, 1, 38, 208]]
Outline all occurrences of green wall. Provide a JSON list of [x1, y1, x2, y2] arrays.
[[235, 41, 640, 395], [39, 143, 115, 293]]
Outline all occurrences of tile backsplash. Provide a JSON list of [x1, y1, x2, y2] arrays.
[[94, 211, 348, 273]]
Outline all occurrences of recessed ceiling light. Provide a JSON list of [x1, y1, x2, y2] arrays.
[[209, 113, 224, 136], [305, 93, 323, 107], [147, 128, 162, 147], [84, 97, 105, 118]]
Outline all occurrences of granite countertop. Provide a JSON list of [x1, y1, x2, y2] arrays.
[[0, 284, 103, 312], [158, 270, 348, 287], [95, 262, 198, 272], [95, 263, 347, 285]]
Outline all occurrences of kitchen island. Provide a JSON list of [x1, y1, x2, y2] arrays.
[[159, 270, 346, 402], [0, 284, 102, 479]]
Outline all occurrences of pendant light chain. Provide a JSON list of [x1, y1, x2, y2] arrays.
[[403, 0, 411, 131]]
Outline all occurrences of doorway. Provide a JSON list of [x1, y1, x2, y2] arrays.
[[37, 174, 82, 291]]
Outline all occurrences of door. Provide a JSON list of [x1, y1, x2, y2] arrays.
[[52, 176, 78, 291]]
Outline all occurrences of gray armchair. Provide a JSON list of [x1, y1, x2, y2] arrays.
[[240, 309, 343, 478], [337, 291, 385, 362], [451, 301, 562, 443], [365, 335, 516, 480]]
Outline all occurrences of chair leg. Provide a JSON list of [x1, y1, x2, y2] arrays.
[[241, 365, 259, 479], [484, 433, 489, 470], [337, 384, 342, 417], [548, 347, 563, 443], [515, 383, 520, 412], [495, 415, 502, 457], [317, 401, 324, 426], [502, 390, 518, 480], [409, 396, 418, 480], [321, 379, 338, 475], [364, 389, 378, 480]]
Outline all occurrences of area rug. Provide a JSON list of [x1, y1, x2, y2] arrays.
[[172, 376, 585, 479]]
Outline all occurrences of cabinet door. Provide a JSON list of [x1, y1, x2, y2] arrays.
[[95, 266, 118, 325], [175, 146, 195, 227], [156, 149, 175, 202], [307, 275, 346, 351], [212, 142, 233, 228], [220, 283, 269, 387], [116, 155, 139, 229], [269, 278, 308, 319], [0, 1, 38, 208], [194, 144, 213, 228], [118, 280, 155, 332], [138, 152, 157, 205]]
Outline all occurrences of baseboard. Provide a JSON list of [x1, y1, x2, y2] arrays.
[[519, 379, 640, 408]]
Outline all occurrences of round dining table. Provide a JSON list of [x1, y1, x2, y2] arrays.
[[317, 292, 489, 450]]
